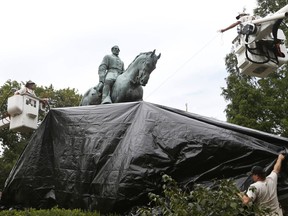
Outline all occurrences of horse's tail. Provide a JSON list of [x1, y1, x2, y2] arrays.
[[79, 83, 104, 106]]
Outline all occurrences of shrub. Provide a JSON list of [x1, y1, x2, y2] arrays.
[[0, 208, 101, 216], [135, 174, 271, 216]]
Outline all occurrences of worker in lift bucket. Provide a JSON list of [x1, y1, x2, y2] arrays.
[[15, 80, 37, 97], [15, 80, 48, 104], [219, 12, 285, 58], [219, 12, 256, 34]]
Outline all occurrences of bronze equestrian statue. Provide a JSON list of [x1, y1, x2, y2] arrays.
[[80, 49, 161, 106]]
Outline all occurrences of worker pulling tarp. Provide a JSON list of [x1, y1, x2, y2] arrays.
[[1, 101, 288, 214]]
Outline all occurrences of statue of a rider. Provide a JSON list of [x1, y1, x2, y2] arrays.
[[97, 45, 125, 104]]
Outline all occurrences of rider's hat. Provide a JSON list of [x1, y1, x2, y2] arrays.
[[111, 45, 120, 51]]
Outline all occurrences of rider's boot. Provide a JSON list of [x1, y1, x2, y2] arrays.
[[101, 84, 112, 104], [101, 96, 112, 104]]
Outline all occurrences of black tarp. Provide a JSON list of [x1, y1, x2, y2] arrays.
[[1, 101, 288, 213]]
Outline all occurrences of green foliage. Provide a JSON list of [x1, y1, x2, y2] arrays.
[[0, 208, 101, 216], [254, 0, 288, 17], [0, 80, 82, 190], [36, 84, 82, 108], [222, 53, 288, 135], [136, 174, 270, 216]]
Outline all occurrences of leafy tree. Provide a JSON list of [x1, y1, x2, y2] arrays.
[[0, 80, 82, 190], [254, 0, 288, 17], [221, 1, 288, 136]]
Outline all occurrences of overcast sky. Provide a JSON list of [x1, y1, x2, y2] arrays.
[[0, 0, 257, 121]]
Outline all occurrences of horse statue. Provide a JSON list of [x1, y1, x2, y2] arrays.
[[80, 50, 161, 106]]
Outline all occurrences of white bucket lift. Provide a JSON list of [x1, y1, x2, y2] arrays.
[[0, 94, 46, 132], [233, 29, 288, 77], [232, 5, 288, 78]]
